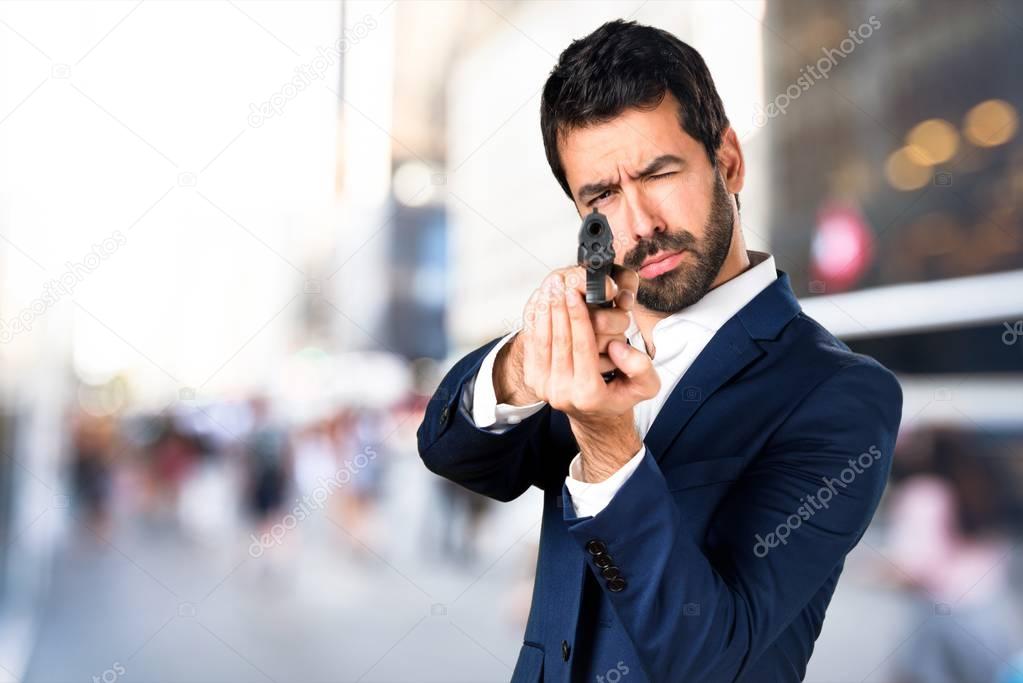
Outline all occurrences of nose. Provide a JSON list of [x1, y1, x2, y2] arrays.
[[620, 183, 665, 243]]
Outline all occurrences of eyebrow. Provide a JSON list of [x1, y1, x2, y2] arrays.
[[576, 154, 685, 203]]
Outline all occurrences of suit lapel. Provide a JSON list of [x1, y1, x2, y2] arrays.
[[643, 270, 802, 461], [643, 317, 762, 460]]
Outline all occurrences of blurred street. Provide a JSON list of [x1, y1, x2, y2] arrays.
[[24, 501, 1019, 683], [23, 448, 541, 683]]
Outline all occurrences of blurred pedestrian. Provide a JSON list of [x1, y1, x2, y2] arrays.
[[243, 396, 292, 549]]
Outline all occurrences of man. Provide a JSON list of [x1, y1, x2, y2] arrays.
[[418, 19, 902, 683]]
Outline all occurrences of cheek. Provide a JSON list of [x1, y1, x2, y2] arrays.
[[654, 179, 699, 229], [650, 181, 682, 212], [611, 228, 632, 262]]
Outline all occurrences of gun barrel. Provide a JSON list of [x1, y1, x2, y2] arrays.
[[578, 208, 615, 306]]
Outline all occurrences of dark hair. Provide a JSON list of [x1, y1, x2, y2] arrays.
[[540, 19, 734, 206]]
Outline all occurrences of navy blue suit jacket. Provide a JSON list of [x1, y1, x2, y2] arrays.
[[417, 270, 902, 682]]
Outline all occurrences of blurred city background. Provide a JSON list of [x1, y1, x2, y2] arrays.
[[0, 0, 1021, 681]]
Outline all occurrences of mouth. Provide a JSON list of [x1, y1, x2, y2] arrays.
[[638, 250, 687, 279]]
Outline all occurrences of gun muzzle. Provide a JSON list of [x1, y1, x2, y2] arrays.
[[578, 207, 615, 307]]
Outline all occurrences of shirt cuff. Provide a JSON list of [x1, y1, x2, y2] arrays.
[[564, 446, 647, 518], [467, 332, 546, 432]]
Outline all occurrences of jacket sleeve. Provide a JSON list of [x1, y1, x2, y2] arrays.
[[563, 361, 903, 682], [417, 337, 577, 502]]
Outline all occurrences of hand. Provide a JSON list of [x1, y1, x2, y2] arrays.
[[494, 265, 649, 409], [494, 266, 660, 481], [531, 266, 660, 481]]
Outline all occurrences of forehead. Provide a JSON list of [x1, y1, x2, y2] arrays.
[[559, 93, 701, 196]]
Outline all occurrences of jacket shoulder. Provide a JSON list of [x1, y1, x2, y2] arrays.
[[764, 311, 903, 425], [784, 311, 898, 381]]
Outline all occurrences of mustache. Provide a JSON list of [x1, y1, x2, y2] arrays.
[[623, 231, 697, 270]]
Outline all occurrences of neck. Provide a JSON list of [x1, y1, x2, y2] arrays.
[[632, 230, 751, 358]]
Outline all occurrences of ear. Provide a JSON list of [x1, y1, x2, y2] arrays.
[[716, 127, 745, 196]]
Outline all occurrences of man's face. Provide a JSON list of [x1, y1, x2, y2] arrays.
[[560, 93, 736, 313]]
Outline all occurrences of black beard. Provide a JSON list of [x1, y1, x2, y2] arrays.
[[623, 173, 735, 313]]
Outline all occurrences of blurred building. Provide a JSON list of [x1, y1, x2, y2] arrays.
[[767, 0, 1023, 296], [768, 0, 1023, 429], [0, 2, 345, 677]]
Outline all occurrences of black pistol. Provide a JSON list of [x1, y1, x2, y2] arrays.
[[578, 207, 618, 382], [578, 207, 615, 307]]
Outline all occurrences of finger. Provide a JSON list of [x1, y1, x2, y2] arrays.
[[595, 334, 628, 357], [592, 307, 630, 359], [611, 264, 639, 295], [549, 276, 573, 385], [566, 287, 600, 383], [521, 288, 538, 336], [529, 282, 554, 392], [565, 264, 620, 303], [607, 339, 660, 399], [561, 266, 587, 296], [611, 265, 639, 311], [615, 286, 635, 311], [521, 288, 541, 389], [591, 309, 630, 336], [595, 268, 618, 302]]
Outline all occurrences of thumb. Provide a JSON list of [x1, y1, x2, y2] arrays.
[[607, 340, 660, 398]]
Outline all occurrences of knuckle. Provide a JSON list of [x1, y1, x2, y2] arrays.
[[574, 392, 597, 411], [548, 390, 566, 410], [594, 311, 627, 334]]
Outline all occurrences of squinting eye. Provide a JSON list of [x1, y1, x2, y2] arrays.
[[651, 172, 676, 180], [589, 190, 612, 206]]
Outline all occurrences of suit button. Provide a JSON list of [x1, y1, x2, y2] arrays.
[[585, 539, 607, 556], [601, 566, 621, 580], [594, 554, 613, 569], [439, 404, 450, 426], [561, 639, 571, 661], [607, 577, 627, 592]]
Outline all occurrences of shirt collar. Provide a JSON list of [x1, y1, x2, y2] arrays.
[[627, 250, 778, 349]]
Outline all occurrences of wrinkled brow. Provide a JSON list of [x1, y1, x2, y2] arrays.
[[576, 154, 685, 202]]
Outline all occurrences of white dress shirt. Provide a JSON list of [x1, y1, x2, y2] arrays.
[[464, 250, 778, 517]]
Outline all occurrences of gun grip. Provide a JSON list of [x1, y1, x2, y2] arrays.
[[586, 269, 612, 306]]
